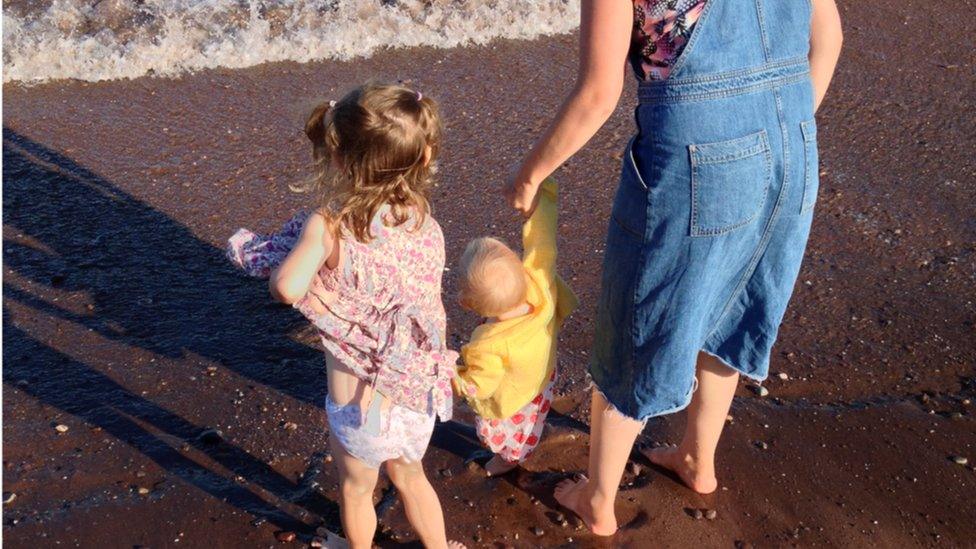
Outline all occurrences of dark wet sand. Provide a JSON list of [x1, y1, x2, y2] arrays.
[[3, 0, 975, 547]]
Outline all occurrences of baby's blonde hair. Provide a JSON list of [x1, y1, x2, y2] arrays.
[[459, 237, 527, 317], [299, 82, 442, 243]]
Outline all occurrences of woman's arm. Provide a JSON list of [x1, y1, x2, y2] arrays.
[[269, 212, 335, 304], [505, 0, 633, 215], [809, 0, 843, 112]]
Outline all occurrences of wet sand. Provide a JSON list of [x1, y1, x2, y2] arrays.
[[3, 0, 975, 546]]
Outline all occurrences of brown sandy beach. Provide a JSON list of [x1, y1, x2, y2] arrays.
[[3, 0, 975, 546]]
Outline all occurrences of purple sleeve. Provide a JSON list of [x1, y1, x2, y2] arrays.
[[226, 210, 311, 279]]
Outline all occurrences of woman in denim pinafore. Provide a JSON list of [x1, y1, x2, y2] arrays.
[[504, 0, 843, 536]]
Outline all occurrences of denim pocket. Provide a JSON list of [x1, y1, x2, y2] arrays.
[[689, 130, 771, 237], [611, 136, 650, 241], [800, 119, 819, 213]]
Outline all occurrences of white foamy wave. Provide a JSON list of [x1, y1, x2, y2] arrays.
[[3, 0, 580, 83]]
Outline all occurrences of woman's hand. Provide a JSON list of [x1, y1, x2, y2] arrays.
[[504, 172, 541, 218]]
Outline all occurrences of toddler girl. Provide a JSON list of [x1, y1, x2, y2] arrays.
[[227, 83, 463, 549], [453, 179, 578, 476]]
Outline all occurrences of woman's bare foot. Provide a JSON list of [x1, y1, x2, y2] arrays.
[[484, 454, 518, 477], [646, 446, 718, 494], [553, 476, 617, 536], [447, 541, 467, 549]]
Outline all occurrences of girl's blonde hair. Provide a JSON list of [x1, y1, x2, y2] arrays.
[[301, 82, 441, 242]]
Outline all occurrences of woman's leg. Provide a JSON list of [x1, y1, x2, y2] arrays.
[[330, 436, 380, 549], [385, 457, 452, 548], [554, 389, 644, 536], [647, 351, 739, 494]]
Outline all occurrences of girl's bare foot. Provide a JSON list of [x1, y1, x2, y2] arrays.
[[553, 476, 617, 536], [484, 454, 518, 477], [646, 446, 718, 494]]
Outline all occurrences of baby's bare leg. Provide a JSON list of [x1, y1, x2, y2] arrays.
[[385, 457, 454, 548], [330, 436, 380, 549]]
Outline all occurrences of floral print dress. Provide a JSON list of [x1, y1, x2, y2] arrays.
[[227, 208, 457, 423], [630, 0, 707, 81]]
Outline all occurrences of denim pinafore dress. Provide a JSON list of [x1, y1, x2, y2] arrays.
[[590, 0, 819, 420]]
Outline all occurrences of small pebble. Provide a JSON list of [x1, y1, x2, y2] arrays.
[[755, 441, 769, 450], [3, 492, 16, 504], [197, 428, 224, 444], [751, 385, 769, 397], [137, 487, 150, 495], [705, 509, 718, 520], [628, 462, 642, 476], [951, 456, 968, 466], [776, 372, 789, 381], [54, 424, 69, 433], [531, 526, 545, 537], [692, 509, 704, 520], [275, 530, 296, 542], [283, 422, 298, 431], [251, 517, 267, 527], [440, 468, 453, 478]]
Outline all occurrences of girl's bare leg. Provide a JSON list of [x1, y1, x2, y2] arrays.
[[385, 457, 465, 548], [647, 351, 739, 494], [554, 389, 644, 536], [330, 436, 380, 549]]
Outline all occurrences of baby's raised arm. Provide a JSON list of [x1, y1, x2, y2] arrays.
[[269, 212, 336, 304], [522, 179, 559, 275]]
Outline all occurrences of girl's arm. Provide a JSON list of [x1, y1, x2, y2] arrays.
[[809, 0, 843, 112], [505, 0, 633, 215], [269, 212, 335, 304]]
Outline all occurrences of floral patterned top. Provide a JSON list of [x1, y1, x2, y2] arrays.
[[630, 0, 707, 81], [227, 208, 457, 421]]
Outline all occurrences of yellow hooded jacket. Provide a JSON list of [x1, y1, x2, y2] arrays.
[[453, 179, 579, 419]]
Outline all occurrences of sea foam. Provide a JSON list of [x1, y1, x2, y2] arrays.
[[3, 0, 580, 84]]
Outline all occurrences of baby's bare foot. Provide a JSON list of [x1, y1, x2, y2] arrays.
[[646, 446, 718, 494], [484, 454, 518, 477], [553, 476, 617, 536]]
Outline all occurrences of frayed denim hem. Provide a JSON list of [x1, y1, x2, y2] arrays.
[[589, 377, 698, 424], [699, 347, 767, 383]]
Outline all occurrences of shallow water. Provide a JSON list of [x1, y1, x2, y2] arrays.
[[3, 0, 579, 83]]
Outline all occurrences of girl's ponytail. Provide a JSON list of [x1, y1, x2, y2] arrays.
[[304, 100, 335, 161]]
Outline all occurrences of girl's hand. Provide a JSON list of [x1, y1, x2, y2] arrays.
[[504, 173, 540, 218], [303, 276, 335, 315]]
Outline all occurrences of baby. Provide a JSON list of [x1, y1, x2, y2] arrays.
[[453, 179, 578, 476]]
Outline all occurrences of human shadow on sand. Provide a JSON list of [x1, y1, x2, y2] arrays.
[[2, 128, 341, 535]]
